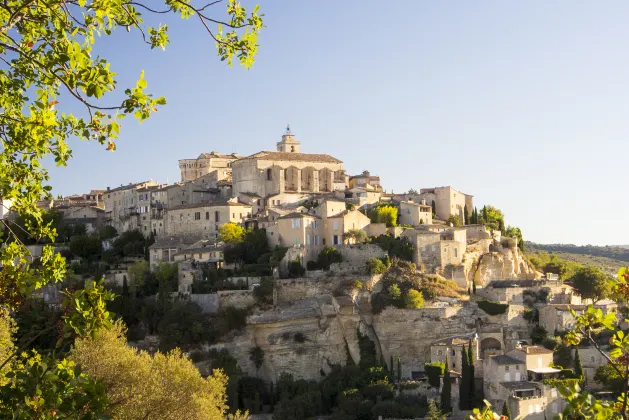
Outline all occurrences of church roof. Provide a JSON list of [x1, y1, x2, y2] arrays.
[[241, 151, 343, 164]]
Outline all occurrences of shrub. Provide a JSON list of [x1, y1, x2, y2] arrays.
[[361, 381, 395, 402], [126, 324, 146, 342], [288, 259, 306, 278], [306, 260, 319, 271], [368, 204, 398, 227], [424, 362, 445, 388], [403, 289, 424, 309], [501, 237, 517, 249], [476, 299, 508, 315], [316, 247, 343, 270], [531, 325, 548, 344], [446, 214, 462, 227], [367, 257, 387, 274]]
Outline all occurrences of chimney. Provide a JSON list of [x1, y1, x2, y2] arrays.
[[421, 199, 426, 205]]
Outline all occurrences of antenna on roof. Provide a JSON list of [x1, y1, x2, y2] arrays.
[[286, 124, 291, 134]]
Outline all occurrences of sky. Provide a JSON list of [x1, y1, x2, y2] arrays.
[[45, 1, 629, 246]]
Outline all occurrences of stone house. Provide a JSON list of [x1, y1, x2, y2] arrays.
[[312, 198, 371, 246], [539, 302, 617, 333], [343, 187, 382, 210], [267, 212, 322, 249], [575, 347, 609, 388], [349, 170, 382, 191], [413, 186, 473, 223], [178, 151, 238, 182], [148, 236, 198, 269], [231, 131, 348, 198], [164, 200, 252, 240], [398, 200, 433, 226], [429, 333, 479, 372], [173, 240, 225, 267], [104, 180, 157, 232], [56, 204, 106, 234], [401, 226, 466, 272]]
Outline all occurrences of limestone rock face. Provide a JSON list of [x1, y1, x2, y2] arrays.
[[468, 243, 538, 287]]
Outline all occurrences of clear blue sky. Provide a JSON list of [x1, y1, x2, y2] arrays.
[[46, 1, 629, 246]]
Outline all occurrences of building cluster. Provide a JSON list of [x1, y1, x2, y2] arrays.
[[43, 127, 475, 271]]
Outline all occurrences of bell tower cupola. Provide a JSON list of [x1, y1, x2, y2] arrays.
[[277, 124, 300, 153]]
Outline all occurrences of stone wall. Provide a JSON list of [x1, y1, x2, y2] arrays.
[[189, 293, 220, 313], [217, 290, 256, 310], [364, 223, 387, 237], [330, 244, 387, 273]]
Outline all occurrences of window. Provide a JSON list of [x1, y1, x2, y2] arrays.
[[591, 356, 595, 363], [215, 211, 220, 222], [267, 168, 272, 180], [232, 213, 235, 219], [437, 350, 443, 356], [333, 235, 339, 245], [407, 209, 410, 214], [452, 349, 455, 356], [180, 214, 183, 221], [453, 248, 458, 257], [306, 234, 311, 245], [515, 365, 520, 370], [292, 218, 301, 228], [206, 212, 209, 220], [195, 212, 201, 220], [314, 235, 320, 245], [505, 365, 510, 371], [333, 221, 339, 231]]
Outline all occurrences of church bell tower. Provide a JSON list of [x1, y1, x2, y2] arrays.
[[277, 125, 301, 153]]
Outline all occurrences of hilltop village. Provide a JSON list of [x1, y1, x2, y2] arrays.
[[16, 128, 617, 419]]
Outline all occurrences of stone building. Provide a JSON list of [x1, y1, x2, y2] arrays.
[[178, 152, 238, 182], [231, 129, 348, 198], [349, 170, 382, 191], [104, 181, 158, 232], [401, 226, 467, 272], [164, 200, 252, 240], [399, 199, 433, 226], [57, 204, 106, 234], [173, 239, 225, 267], [413, 186, 473, 223], [429, 333, 479, 372], [148, 236, 198, 269]]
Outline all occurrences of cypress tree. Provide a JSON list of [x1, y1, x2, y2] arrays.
[[390, 355, 394, 380], [464, 205, 470, 225], [502, 401, 512, 419], [441, 356, 452, 413], [468, 341, 476, 409], [482, 206, 487, 224], [575, 347, 584, 383], [459, 345, 469, 410], [431, 200, 437, 217], [397, 356, 402, 383], [472, 279, 477, 294]]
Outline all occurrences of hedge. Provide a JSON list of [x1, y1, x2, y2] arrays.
[[424, 362, 445, 388], [477, 299, 509, 315]]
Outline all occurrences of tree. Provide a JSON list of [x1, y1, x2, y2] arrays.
[[468, 342, 476, 409], [505, 226, 524, 251], [219, 222, 246, 244], [464, 205, 470, 225], [431, 200, 437, 218], [397, 356, 402, 383], [388, 284, 401, 299], [70, 234, 103, 261], [71, 322, 229, 419], [288, 259, 306, 278], [502, 401, 512, 419], [574, 347, 584, 381], [572, 266, 611, 303], [0, 1, 264, 415], [367, 257, 387, 274], [473, 279, 477, 294], [440, 356, 451, 413], [250, 346, 265, 373], [403, 289, 424, 309], [368, 204, 398, 227], [459, 344, 470, 410], [344, 229, 367, 244], [446, 214, 462, 227], [559, 267, 629, 419], [426, 399, 447, 420]]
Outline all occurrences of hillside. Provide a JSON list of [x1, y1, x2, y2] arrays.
[[526, 242, 628, 276]]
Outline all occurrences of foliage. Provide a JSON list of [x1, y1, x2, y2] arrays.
[[317, 246, 343, 270], [156, 301, 210, 352], [253, 277, 274, 304], [440, 356, 451, 413], [460, 344, 470, 410], [250, 346, 265, 371], [368, 204, 398, 227], [572, 265, 612, 303], [219, 222, 246, 244], [501, 401, 512, 419], [528, 243, 629, 264], [70, 234, 103, 261], [424, 362, 445, 388], [476, 300, 508, 315], [388, 284, 401, 299], [288, 259, 306, 278], [526, 250, 584, 280], [478, 205, 505, 232], [225, 228, 270, 265], [71, 322, 229, 419], [426, 399, 447, 420], [574, 347, 584, 382], [13, 298, 62, 353], [594, 363, 624, 394], [357, 330, 377, 369], [505, 226, 524, 251], [403, 289, 424, 309], [446, 214, 462, 227], [370, 235, 414, 262], [464, 205, 470, 226], [99, 226, 118, 241], [531, 325, 548, 344], [367, 257, 387, 274], [345, 229, 368, 244]]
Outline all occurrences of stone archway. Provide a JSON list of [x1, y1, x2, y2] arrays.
[[480, 337, 502, 359]]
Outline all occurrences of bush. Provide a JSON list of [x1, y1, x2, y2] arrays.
[[126, 324, 146, 342], [531, 325, 548, 344], [476, 299, 508, 315], [306, 260, 320, 271], [424, 362, 445, 388], [371, 235, 414, 261], [288, 259, 306, 278], [446, 214, 462, 227], [368, 204, 398, 227], [403, 289, 424, 309], [316, 247, 343, 270], [501, 237, 517, 249], [367, 257, 387, 274], [361, 381, 395, 402]]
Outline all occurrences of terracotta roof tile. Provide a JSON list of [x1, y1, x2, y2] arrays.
[[239, 151, 342, 164]]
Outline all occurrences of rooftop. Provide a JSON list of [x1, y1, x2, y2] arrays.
[[240, 151, 343, 164], [491, 355, 525, 366], [519, 345, 553, 355], [168, 200, 250, 211], [431, 333, 477, 347], [277, 212, 320, 220], [489, 280, 540, 289], [107, 181, 153, 193]]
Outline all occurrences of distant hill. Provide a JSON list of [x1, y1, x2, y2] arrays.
[[525, 242, 628, 276]]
